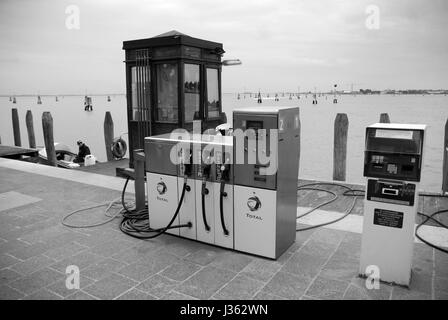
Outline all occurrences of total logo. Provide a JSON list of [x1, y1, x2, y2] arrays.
[[246, 196, 263, 221], [156, 181, 167, 195], [156, 181, 168, 202], [247, 196, 261, 211]]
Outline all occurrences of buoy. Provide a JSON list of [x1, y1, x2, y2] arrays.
[[237, 93, 240, 100], [111, 137, 127, 159], [37, 96, 42, 104], [107, 95, 111, 102], [9, 96, 12, 102], [13, 97, 16, 104], [257, 92, 262, 104]]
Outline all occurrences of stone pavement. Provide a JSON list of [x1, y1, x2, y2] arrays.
[[0, 164, 447, 300]]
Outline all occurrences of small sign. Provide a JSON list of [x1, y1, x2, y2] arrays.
[[294, 115, 299, 129], [279, 118, 284, 132], [373, 209, 403, 229]]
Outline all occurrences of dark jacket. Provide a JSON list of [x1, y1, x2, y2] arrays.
[[77, 144, 91, 160]]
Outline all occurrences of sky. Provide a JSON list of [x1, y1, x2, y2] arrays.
[[0, 0, 447, 94]]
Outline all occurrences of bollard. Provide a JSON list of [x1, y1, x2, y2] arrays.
[[26, 110, 36, 148], [379, 113, 391, 123], [333, 113, 349, 181], [12, 108, 21, 147], [42, 112, 57, 166], [443, 118, 448, 193], [104, 111, 114, 161]]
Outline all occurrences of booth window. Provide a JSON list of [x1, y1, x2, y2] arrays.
[[206, 68, 220, 118], [156, 63, 178, 122], [184, 64, 200, 122], [131, 66, 151, 121]]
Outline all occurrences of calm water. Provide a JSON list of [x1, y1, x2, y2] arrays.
[[1, 94, 447, 192]]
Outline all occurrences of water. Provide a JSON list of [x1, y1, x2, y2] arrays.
[[1, 94, 447, 192]]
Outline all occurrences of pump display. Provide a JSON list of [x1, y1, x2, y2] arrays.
[[359, 123, 426, 286]]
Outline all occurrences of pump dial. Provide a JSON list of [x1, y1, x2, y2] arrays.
[[247, 196, 261, 211], [156, 181, 167, 195]]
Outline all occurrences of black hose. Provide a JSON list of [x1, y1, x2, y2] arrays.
[[416, 206, 448, 254], [119, 178, 191, 239], [201, 181, 211, 232], [220, 181, 229, 236], [296, 182, 364, 232], [296, 182, 447, 254]]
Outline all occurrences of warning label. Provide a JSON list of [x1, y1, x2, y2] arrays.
[[373, 209, 403, 229]]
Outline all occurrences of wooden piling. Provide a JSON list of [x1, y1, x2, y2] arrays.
[[380, 113, 391, 123], [297, 109, 301, 175], [443, 118, 448, 193], [333, 113, 349, 181], [12, 108, 21, 147], [104, 111, 114, 161], [25, 110, 36, 148], [42, 112, 57, 166]]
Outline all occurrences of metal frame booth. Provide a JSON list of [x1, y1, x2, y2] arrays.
[[123, 30, 225, 166]]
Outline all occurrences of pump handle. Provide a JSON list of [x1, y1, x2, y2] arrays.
[[220, 181, 230, 236], [201, 181, 211, 232]]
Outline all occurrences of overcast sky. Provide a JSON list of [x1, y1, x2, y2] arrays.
[[0, 0, 447, 94]]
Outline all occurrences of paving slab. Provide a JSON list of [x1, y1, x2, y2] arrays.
[[305, 276, 350, 300], [175, 266, 236, 300], [9, 267, 65, 295], [263, 271, 312, 300], [161, 260, 202, 282], [117, 288, 157, 300], [213, 275, 264, 300], [0, 191, 42, 212], [136, 274, 179, 298], [83, 273, 137, 300]]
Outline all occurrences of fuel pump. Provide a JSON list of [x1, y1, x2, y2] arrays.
[[145, 134, 195, 238], [213, 136, 234, 249], [177, 142, 196, 240], [359, 123, 426, 286], [195, 141, 215, 244], [232, 106, 300, 259]]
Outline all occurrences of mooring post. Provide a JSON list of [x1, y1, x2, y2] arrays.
[[333, 113, 349, 181], [104, 111, 114, 161], [134, 150, 146, 212], [25, 110, 36, 148], [443, 118, 448, 194], [297, 108, 301, 176], [12, 108, 21, 147], [42, 112, 57, 166], [380, 113, 391, 123]]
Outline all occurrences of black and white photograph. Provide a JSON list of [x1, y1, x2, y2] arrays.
[[0, 0, 447, 308]]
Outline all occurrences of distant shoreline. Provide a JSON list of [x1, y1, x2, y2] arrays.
[[1, 90, 447, 97]]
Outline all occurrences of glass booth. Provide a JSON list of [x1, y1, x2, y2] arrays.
[[123, 30, 225, 166]]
